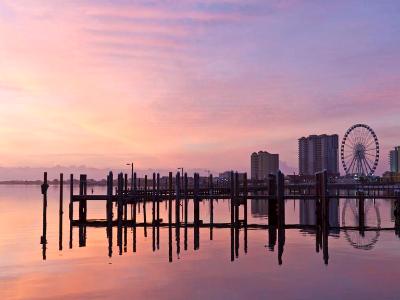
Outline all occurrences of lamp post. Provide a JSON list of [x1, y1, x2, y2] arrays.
[[126, 163, 134, 190]]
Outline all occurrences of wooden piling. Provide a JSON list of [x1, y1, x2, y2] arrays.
[[41, 172, 49, 260], [168, 172, 173, 224], [69, 174, 73, 222], [59, 173, 63, 251], [194, 173, 200, 250], [175, 172, 181, 224], [152, 173, 156, 224], [107, 172, 113, 257], [184, 172, 188, 251], [117, 173, 123, 254], [143, 175, 147, 237], [394, 191, 400, 236], [243, 173, 248, 253], [209, 173, 214, 240], [277, 171, 285, 265]]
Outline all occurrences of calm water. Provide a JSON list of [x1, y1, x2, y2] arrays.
[[1, 185, 400, 300]]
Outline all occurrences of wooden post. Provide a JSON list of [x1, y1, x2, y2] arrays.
[[175, 172, 181, 257], [317, 170, 329, 264], [268, 174, 277, 249], [156, 173, 160, 223], [107, 172, 113, 257], [143, 175, 147, 237], [117, 173, 124, 254], [152, 173, 156, 224], [184, 172, 188, 251], [175, 172, 181, 224], [243, 172, 248, 253], [168, 172, 173, 225], [230, 171, 234, 226], [69, 174, 73, 222], [133, 172, 137, 192], [235, 172, 239, 226], [194, 173, 200, 250], [277, 171, 285, 265], [209, 173, 214, 240], [156, 173, 160, 250], [78, 174, 87, 247], [59, 173, 63, 251], [69, 174, 73, 249], [41, 172, 49, 260]]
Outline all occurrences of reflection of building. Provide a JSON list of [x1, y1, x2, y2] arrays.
[[299, 199, 339, 229], [251, 151, 279, 180], [298, 134, 339, 176], [251, 199, 268, 217], [300, 200, 316, 225], [389, 146, 400, 173]]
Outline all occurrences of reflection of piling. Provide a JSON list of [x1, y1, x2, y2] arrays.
[[41, 172, 49, 260], [357, 191, 365, 236], [59, 173, 63, 251], [268, 174, 277, 251], [394, 191, 400, 237]]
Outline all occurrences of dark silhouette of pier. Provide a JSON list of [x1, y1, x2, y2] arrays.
[[41, 170, 400, 264]]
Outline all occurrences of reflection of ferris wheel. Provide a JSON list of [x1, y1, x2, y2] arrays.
[[341, 199, 381, 250], [341, 124, 379, 176]]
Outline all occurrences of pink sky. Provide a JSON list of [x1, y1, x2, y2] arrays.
[[0, 0, 399, 175]]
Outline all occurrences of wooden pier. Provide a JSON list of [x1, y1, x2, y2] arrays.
[[41, 170, 400, 264]]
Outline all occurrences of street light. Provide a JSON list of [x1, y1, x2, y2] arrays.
[[126, 163, 134, 190]]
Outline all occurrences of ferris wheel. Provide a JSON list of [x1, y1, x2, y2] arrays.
[[341, 124, 379, 176]]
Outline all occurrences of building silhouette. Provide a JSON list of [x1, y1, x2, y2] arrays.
[[298, 134, 339, 175], [251, 151, 279, 180], [389, 146, 400, 173]]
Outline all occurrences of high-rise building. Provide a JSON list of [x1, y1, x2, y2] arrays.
[[389, 146, 400, 173], [250, 151, 279, 180], [298, 134, 339, 175]]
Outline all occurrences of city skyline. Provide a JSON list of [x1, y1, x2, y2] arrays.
[[1, 1, 399, 174]]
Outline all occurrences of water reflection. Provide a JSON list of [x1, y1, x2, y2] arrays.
[[45, 194, 400, 266]]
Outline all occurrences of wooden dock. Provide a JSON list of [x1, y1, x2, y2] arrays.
[[40, 170, 400, 264]]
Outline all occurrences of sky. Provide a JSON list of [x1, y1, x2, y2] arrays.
[[0, 0, 399, 177]]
